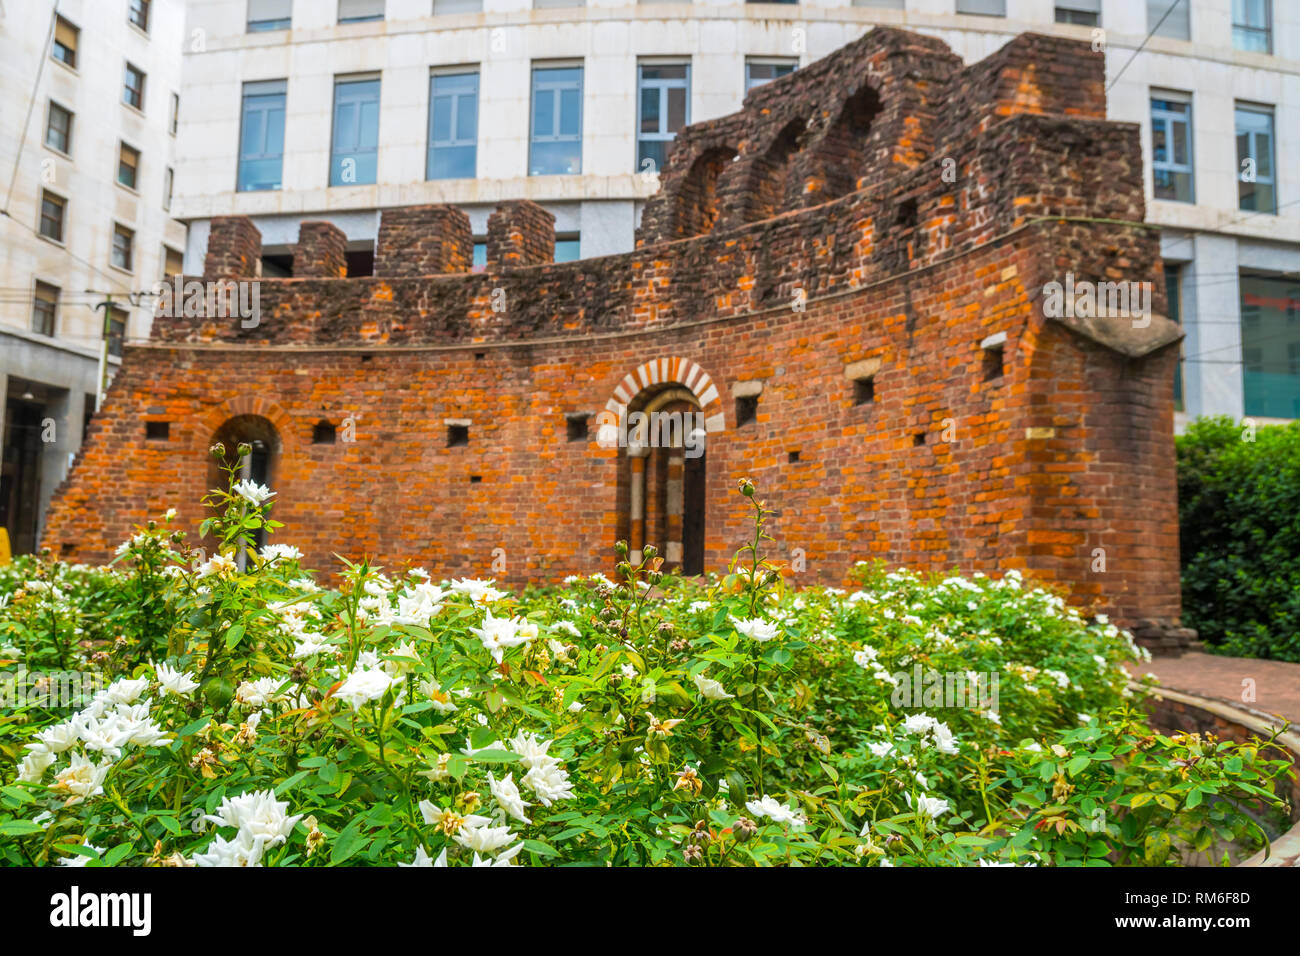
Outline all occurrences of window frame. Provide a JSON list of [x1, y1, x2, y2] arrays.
[[955, 0, 1007, 16], [1147, 0, 1191, 42], [337, 0, 385, 23], [237, 79, 288, 192], [426, 68, 480, 181], [744, 57, 797, 94], [1232, 0, 1272, 54], [636, 61, 690, 174], [529, 63, 584, 177], [1150, 91, 1195, 204], [32, 280, 60, 337], [107, 306, 128, 359], [329, 75, 382, 187], [128, 0, 151, 34], [111, 222, 136, 273], [124, 61, 147, 112], [162, 245, 185, 279], [117, 140, 142, 192], [51, 15, 79, 70], [44, 99, 73, 155], [1235, 102, 1277, 214], [247, 0, 293, 31], [38, 189, 67, 244]]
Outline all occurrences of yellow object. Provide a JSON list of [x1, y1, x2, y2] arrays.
[[0, 527, 9, 565]]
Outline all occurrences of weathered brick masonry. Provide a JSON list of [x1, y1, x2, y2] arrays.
[[44, 28, 1187, 636]]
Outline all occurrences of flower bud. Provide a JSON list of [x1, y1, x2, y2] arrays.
[[734, 817, 758, 843], [738, 478, 755, 498]]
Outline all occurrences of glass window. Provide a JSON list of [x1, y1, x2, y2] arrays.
[[1151, 94, 1194, 203], [1147, 0, 1190, 41], [118, 142, 141, 190], [39, 190, 65, 242], [164, 167, 174, 211], [248, 0, 292, 31], [170, 93, 180, 135], [1233, 0, 1271, 53], [124, 63, 147, 110], [434, 0, 482, 11], [112, 224, 135, 272], [1055, 0, 1099, 25], [164, 246, 184, 278], [338, 0, 384, 22], [637, 63, 689, 174], [745, 59, 796, 93], [555, 237, 580, 262], [1241, 275, 1300, 418], [1236, 104, 1276, 214], [535, 0, 585, 7], [530, 66, 583, 176], [472, 241, 487, 272], [108, 307, 127, 358], [45, 101, 72, 154], [1165, 265, 1183, 412], [428, 71, 478, 180], [238, 79, 287, 192], [52, 16, 78, 68], [32, 281, 59, 337], [956, 0, 1006, 15], [331, 77, 381, 186], [128, 0, 150, 32]]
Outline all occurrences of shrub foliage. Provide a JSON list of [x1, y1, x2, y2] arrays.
[[1177, 416, 1300, 662], [0, 456, 1290, 866]]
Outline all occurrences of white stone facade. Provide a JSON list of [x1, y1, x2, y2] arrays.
[[0, 0, 186, 552]]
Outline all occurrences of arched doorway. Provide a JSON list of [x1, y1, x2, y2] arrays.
[[602, 357, 725, 576], [616, 387, 707, 575], [207, 414, 280, 559]]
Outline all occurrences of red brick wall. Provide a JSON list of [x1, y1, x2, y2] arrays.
[[43, 27, 1187, 634]]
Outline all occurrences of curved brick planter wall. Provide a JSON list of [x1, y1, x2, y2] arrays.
[[44, 28, 1185, 635], [1139, 684, 1300, 868]]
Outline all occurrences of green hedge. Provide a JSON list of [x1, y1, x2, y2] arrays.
[[1177, 416, 1300, 662]]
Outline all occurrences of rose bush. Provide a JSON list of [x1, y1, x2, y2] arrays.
[[0, 453, 1291, 867]]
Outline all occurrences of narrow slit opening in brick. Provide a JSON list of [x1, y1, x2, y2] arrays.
[[566, 415, 588, 442], [853, 376, 874, 405], [312, 421, 337, 445], [787, 450, 800, 463], [145, 421, 169, 441], [469, 475, 482, 483], [447, 424, 469, 448], [735, 395, 758, 427], [983, 344, 1004, 382], [913, 431, 926, 447]]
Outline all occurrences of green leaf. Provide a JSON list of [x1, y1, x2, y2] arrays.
[[1066, 755, 1091, 777], [224, 623, 246, 650], [104, 843, 133, 866], [0, 821, 45, 836], [332, 818, 368, 864]]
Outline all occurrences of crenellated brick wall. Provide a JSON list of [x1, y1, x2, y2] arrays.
[[43, 28, 1188, 636], [487, 200, 556, 268]]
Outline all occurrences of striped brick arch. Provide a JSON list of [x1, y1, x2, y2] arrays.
[[603, 356, 726, 434], [604, 356, 720, 575]]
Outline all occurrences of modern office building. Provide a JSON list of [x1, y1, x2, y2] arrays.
[[0, 0, 187, 554], [173, 1, 1300, 433]]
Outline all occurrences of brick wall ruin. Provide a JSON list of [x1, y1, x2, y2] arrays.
[[42, 27, 1187, 634]]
